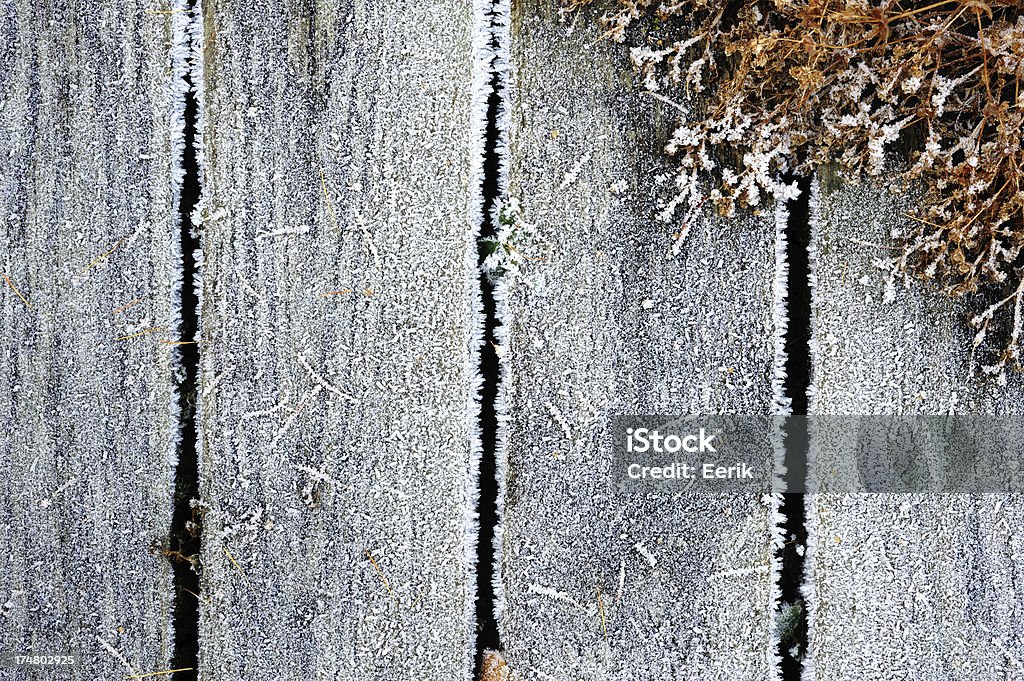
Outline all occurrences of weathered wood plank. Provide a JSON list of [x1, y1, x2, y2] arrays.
[[806, 173, 1024, 679], [193, 1, 486, 678], [495, 4, 785, 679], [0, 1, 187, 677]]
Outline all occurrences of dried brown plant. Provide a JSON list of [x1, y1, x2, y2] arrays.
[[563, 0, 1024, 378], [479, 650, 512, 681]]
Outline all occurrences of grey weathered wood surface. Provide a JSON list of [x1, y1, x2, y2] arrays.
[[806, 172, 1024, 679], [193, 1, 486, 678], [495, 4, 785, 679], [0, 1, 187, 677]]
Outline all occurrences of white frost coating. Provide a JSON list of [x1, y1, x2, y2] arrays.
[[766, 201, 789, 679], [772, 199, 792, 417], [1, 1, 182, 676], [463, 0, 501, 665], [490, 0, 513, 630], [195, 1, 485, 679], [497, 5, 783, 679], [805, 176, 822, 414], [804, 168, 1024, 680], [168, 0, 191, 382]]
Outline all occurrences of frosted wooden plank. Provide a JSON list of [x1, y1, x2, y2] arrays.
[[806, 171, 1024, 680], [193, 1, 487, 678], [0, 1, 187, 677], [494, 4, 786, 679]]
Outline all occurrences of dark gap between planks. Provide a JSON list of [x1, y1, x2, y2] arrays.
[[170, 5, 202, 678], [779, 174, 812, 679], [472, 12, 505, 678]]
